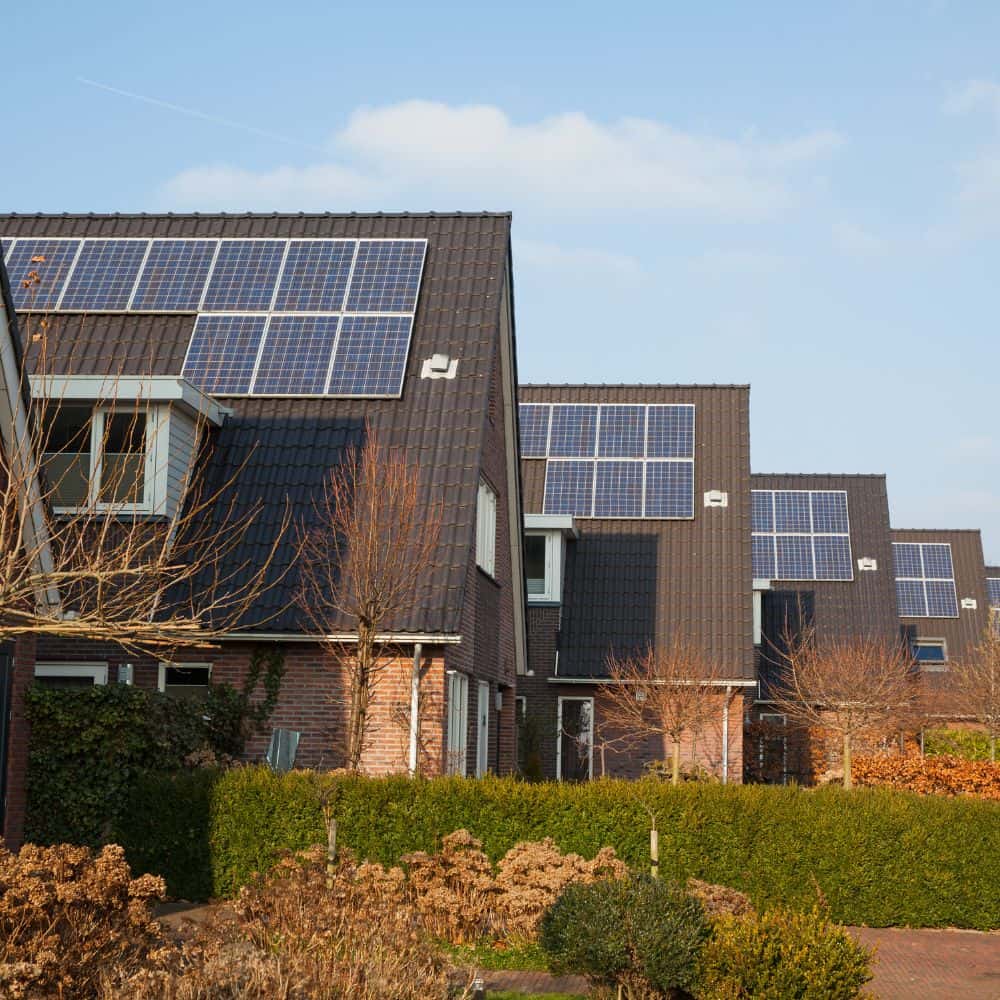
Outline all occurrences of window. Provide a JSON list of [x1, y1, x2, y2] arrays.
[[34, 662, 108, 688], [476, 479, 497, 576], [524, 531, 565, 603], [910, 638, 947, 668], [446, 671, 469, 775], [41, 403, 150, 510], [557, 696, 593, 781], [158, 663, 212, 699]]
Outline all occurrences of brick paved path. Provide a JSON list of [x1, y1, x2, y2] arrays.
[[482, 927, 1000, 999]]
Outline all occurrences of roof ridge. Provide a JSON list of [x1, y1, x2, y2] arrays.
[[519, 382, 750, 389], [0, 211, 513, 220], [752, 472, 887, 479]]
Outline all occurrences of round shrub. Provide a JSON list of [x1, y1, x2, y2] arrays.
[[539, 875, 708, 997], [699, 905, 873, 1000]]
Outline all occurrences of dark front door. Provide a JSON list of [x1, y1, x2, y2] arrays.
[[0, 644, 14, 831]]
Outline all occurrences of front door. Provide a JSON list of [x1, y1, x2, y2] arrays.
[[557, 697, 593, 781], [476, 681, 490, 777]]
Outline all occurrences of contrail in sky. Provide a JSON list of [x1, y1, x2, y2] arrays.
[[77, 77, 327, 153]]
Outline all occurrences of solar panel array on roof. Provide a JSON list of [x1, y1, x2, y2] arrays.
[[2, 236, 428, 398], [989, 577, 1000, 609], [892, 542, 959, 618], [520, 403, 695, 519], [751, 490, 853, 580]]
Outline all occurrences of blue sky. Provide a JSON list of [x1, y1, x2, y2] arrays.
[[5, 1, 998, 559]]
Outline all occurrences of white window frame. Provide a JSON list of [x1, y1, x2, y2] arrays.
[[157, 661, 213, 693], [556, 696, 594, 781], [524, 530, 564, 603], [476, 478, 497, 577], [47, 403, 161, 515], [476, 680, 490, 777], [34, 662, 108, 685], [446, 671, 469, 776]]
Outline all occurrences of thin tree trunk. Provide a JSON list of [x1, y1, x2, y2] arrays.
[[671, 740, 681, 786], [843, 732, 853, 789], [991, 734, 996, 764]]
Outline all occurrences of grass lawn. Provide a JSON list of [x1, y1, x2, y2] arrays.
[[446, 939, 548, 971]]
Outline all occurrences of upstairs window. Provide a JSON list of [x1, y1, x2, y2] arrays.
[[524, 531, 564, 603], [910, 638, 947, 668], [41, 404, 150, 511], [476, 479, 497, 576]]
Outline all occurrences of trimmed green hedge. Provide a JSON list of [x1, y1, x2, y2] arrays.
[[115, 768, 1000, 928]]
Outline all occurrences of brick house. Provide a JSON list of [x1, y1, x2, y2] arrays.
[[0, 213, 527, 844], [517, 385, 755, 782]]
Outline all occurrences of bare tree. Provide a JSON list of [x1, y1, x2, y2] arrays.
[[298, 426, 441, 771], [0, 281, 292, 655], [945, 615, 1000, 762], [769, 627, 917, 788], [597, 637, 724, 785]]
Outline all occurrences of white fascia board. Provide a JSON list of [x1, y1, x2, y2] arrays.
[[524, 513, 579, 538], [546, 676, 758, 687], [29, 375, 229, 427], [752, 578, 773, 591], [221, 631, 464, 645]]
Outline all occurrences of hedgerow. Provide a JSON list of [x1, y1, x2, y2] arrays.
[[115, 768, 1000, 928], [853, 753, 1000, 799]]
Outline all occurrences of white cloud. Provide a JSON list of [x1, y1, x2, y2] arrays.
[[831, 221, 888, 258], [515, 239, 644, 288], [944, 79, 1000, 118], [161, 100, 844, 221]]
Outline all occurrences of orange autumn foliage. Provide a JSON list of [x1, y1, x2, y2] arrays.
[[853, 753, 1000, 799]]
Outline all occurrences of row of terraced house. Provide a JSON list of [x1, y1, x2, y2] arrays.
[[0, 213, 996, 846]]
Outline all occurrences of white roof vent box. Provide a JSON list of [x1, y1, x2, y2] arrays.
[[961, 598, 978, 610], [420, 353, 458, 380], [703, 490, 728, 508], [857, 557, 878, 572]]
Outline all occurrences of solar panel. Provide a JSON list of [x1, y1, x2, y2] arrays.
[[752, 491, 774, 532], [594, 461, 643, 517], [326, 315, 411, 396], [774, 492, 812, 533], [892, 543, 922, 579], [777, 535, 814, 580], [253, 315, 340, 394], [549, 405, 598, 457], [811, 492, 849, 534], [814, 536, 853, 580], [273, 240, 355, 311], [519, 404, 551, 458], [646, 405, 694, 458], [989, 578, 1000, 608], [644, 460, 694, 518], [893, 541, 959, 618], [543, 461, 595, 516], [752, 535, 777, 578], [130, 240, 218, 311], [597, 405, 645, 458], [182, 315, 267, 395], [921, 544, 954, 580], [896, 579, 927, 617], [201, 240, 286, 311], [4, 239, 81, 309], [925, 580, 959, 617], [345, 240, 425, 312], [59, 240, 149, 310]]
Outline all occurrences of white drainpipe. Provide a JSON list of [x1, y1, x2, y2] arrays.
[[408, 642, 423, 776]]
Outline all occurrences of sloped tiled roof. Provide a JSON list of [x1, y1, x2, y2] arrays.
[[0, 213, 513, 634]]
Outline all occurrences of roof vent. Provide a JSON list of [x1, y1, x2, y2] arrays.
[[421, 353, 458, 380], [857, 557, 878, 572], [703, 490, 728, 508], [961, 597, 978, 610]]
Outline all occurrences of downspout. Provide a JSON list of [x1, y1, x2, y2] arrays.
[[408, 642, 423, 776], [721, 684, 732, 784]]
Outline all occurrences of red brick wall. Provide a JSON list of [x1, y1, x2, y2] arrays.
[[3, 633, 36, 849]]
